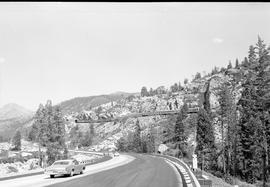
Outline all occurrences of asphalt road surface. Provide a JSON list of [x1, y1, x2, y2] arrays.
[[47, 154, 182, 187], [0, 154, 183, 187], [0, 154, 134, 187]]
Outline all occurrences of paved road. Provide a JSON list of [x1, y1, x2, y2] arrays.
[[0, 154, 134, 187], [47, 154, 182, 187]]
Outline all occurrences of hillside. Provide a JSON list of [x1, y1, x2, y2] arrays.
[[0, 104, 34, 141], [57, 92, 139, 115], [63, 68, 243, 152]]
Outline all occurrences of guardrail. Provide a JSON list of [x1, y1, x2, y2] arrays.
[[154, 154, 201, 187], [0, 150, 110, 181], [68, 150, 104, 156]]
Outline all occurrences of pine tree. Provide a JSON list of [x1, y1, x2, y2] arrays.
[[178, 82, 183, 91], [12, 130, 21, 151], [195, 72, 202, 80], [242, 57, 249, 68], [28, 122, 39, 141], [133, 120, 142, 153], [253, 36, 270, 186], [203, 79, 211, 114], [31, 101, 66, 165], [235, 58, 240, 69], [237, 37, 270, 183], [227, 61, 233, 69], [149, 88, 154, 96], [195, 108, 217, 171], [147, 130, 155, 153], [184, 78, 189, 85], [211, 66, 219, 75], [218, 83, 238, 175], [141, 86, 149, 97], [45, 103, 66, 165], [174, 103, 188, 157], [248, 45, 257, 65], [116, 137, 127, 152], [238, 84, 258, 182]]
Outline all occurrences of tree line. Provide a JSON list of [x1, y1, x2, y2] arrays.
[[116, 120, 155, 153], [138, 37, 269, 186], [177, 37, 270, 186], [28, 100, 67, 165]]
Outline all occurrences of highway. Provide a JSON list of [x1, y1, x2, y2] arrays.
[[0, 154, 134, 187], [0, 154, 185, 187], [47, 154, 182, 187]]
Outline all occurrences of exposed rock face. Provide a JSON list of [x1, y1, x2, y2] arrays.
[[63, 71, 243, 151]]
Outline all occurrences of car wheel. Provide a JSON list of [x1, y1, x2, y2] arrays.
[[69, 170, 74, 177], [80, 170, 83, 174], [50, 175, 55, 178]]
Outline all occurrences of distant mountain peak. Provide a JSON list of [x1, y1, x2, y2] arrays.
[[0, 103, 34, 120]]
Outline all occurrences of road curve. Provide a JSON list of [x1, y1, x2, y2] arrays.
[[47, 154, 182, 187]]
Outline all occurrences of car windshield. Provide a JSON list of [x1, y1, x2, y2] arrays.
[[53, 161, 70, 165]]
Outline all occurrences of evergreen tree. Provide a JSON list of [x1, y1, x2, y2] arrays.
[[141, 86, 149, 97], [203, 79, 211, 114], [69, 125, 79, 148], [195, 108, 217, 171], [170, 83, 179, 93], [242, 57, 249, 68], [35, 104, 49, 146], [178, 82, 183, 91], [12, 130, 21, 151], [31, 101, 66, 165], [211, 66, 219, 75], [195, 72, 202, 80], [237, 37, 270, 184], [133, 120, 142, 153], [248, 45, 257, 65], [149, 88, 154, 96], [227, 61, 233, 69], [218, 83, 238, 175], [237, 82, 258, 182], [174, 103, 188, 157], [116, 137, 127, 152], [184, 78, 189, 85], [235, 58, 240, 69], [28, 122, 39, 141], [46, 103, 66, 164], [253, 36, 270, 186], [147, 131, 155, 153], [220, 67, 226, 72]]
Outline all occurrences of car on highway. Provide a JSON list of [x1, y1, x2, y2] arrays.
[[44, 159, 85, 178], [114, 152, 120, 157]]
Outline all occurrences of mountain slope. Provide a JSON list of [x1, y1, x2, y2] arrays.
[[64, 69, 244, 152], [0, 104, 34, 141], [0, 103, 33, 120], [58, 92, 138, 115]]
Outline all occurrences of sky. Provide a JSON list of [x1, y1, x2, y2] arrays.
[[0, 2, 269, 111]]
